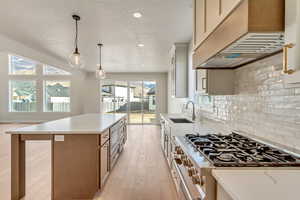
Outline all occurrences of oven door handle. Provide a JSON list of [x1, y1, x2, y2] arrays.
[[174, 162, 195, 200]]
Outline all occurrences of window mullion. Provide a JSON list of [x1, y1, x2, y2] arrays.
[[36, 79, 44, 113]]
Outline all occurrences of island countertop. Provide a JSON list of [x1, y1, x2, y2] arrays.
[[6, 113, 127, 134]]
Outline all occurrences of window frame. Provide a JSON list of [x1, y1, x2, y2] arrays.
[[8, 54, 72, 113], [9, 79, 38, 112], [43, 64, 71, 76], [43, 80, 71, 113], [8, 54, 37, 76]]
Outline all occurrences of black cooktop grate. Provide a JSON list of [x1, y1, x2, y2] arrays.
[[185, 132, 300, 167]]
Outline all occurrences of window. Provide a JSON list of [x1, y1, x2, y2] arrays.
[[9, 80, 37, 112], [8, 55, 72, 113], [9, 55, 36, 75], [43, 65, 71, 75], [44, 81, 70, 112]]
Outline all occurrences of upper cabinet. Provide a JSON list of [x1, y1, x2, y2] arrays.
[[196, 69, 235, 95], [193, 0, 285, 69], [170, 43, 188, 98], [193, 0, 242, 48], [284, 0, 300, 84]]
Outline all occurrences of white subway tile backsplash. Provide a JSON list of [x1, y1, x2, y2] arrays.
[[186, 53, 300, 152]]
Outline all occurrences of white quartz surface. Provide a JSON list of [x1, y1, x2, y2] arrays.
[[212, 169, 300, 200], [6, 113, 126, 134], [160, 113, 216, 136]]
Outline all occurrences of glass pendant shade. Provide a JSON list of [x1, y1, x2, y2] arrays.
[[96, 65, 106, 79], [69, 15, 84, 69], [96, 43, 105, 79], [69, 49, 84, 68]]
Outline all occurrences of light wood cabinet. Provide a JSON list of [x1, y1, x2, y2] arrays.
[[196, 69, 207, 94], [206, 0, 220, 33], [194, 0, 206, 47], [193, 0, 242, 49], [100, 140, 109, 187], [53, 135, 99, 199], [193, 0, 284, 69], [284, 0, 300, 84], [196, 69, 235, 95], [220, 0, 241, 18]]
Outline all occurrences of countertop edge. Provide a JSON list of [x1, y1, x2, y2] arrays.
[[6, 114, 126, 135], [212, 170, 240, 200]]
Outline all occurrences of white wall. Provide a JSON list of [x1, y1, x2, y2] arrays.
[[0, 34, 86, 122], [82, 72, 101, 114]]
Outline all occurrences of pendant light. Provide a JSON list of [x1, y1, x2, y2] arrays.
[[69, 15, 84, 68], [96, 43, 106, 79]]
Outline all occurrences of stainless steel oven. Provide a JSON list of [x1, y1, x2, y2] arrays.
[[170, 138, 203, 200], [172, 160, 197, 200], [171, 137, 216, 200]]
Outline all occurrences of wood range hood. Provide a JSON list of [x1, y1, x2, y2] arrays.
[[193, 0, 285, 69]]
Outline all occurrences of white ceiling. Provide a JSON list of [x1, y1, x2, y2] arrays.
[[0, 0, 192, 72]]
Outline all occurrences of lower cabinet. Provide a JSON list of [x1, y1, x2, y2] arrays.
[[160, 118, 172, 167], [100, 140, 110, 187], [53, 135, 99, 199], [217, 184, 234, 200], [99, 118, 127, 189], [110, 119, 127, 170]]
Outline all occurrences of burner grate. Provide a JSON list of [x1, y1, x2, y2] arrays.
[[185, 133, 300, 167]]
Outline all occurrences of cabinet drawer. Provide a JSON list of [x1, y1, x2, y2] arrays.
[[100, 129, 110, 146]]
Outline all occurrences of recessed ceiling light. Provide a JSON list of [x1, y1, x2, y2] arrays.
[[137, 43, 144, 47], [133, 12, 142, 18]]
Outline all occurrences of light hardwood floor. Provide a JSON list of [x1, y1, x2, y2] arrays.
[[0, 124, 178, 200]]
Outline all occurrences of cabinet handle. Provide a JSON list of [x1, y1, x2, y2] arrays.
[[202, 77, 207, 90], [283, 43, 295, 75]]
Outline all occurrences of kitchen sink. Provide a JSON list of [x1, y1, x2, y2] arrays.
[[169, 118, 193, 123]]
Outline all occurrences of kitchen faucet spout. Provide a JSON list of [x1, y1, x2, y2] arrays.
[[185, 100, 196, 121]]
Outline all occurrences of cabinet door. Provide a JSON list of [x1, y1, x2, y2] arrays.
[[194, 0, 206, 47], [53, 135, 98, 199], [220, 0, 241, 19], [196, 69, 207, 93], [206, 0, 221, 33], [170, 55, 176, 97], [100, 141, 109, 187], [160, 120, 165, 149]]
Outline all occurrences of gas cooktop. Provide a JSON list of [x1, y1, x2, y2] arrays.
[[185, 133, 300, 167]]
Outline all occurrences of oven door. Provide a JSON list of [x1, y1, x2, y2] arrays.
[[172, 161, 201, 200]]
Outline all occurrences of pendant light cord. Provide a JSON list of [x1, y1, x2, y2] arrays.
[[99, 44, 102, 70], [75, 19, 78, 51]]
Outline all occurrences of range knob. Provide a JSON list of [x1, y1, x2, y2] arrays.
[[173, 154, 182, 165], [188, 167, 197, 177], [192, 175, 201, 185], [200, 175, 205, 186], [175, 146, 183, 155], [186, 159, 193, 167], [182, 158, 189, 166], [180, 155, 187, 160]]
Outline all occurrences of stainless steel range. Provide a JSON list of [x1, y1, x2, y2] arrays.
[[185, 133, 300, 167], [171, 132, 300, 200]]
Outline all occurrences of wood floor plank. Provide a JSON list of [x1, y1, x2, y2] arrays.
[[0, 124, 178, 200]]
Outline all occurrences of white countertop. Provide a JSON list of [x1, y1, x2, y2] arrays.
[[212, 169, 300, 200], [6, 113, 126, 134], [160, 113, 216, 136]]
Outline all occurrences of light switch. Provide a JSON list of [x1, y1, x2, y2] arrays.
[[55, 135, 64, 142]]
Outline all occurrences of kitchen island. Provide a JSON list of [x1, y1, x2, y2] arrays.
[[6, 113, 127, 200]]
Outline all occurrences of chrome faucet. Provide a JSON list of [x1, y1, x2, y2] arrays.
[[185, 100, 196, 121]]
